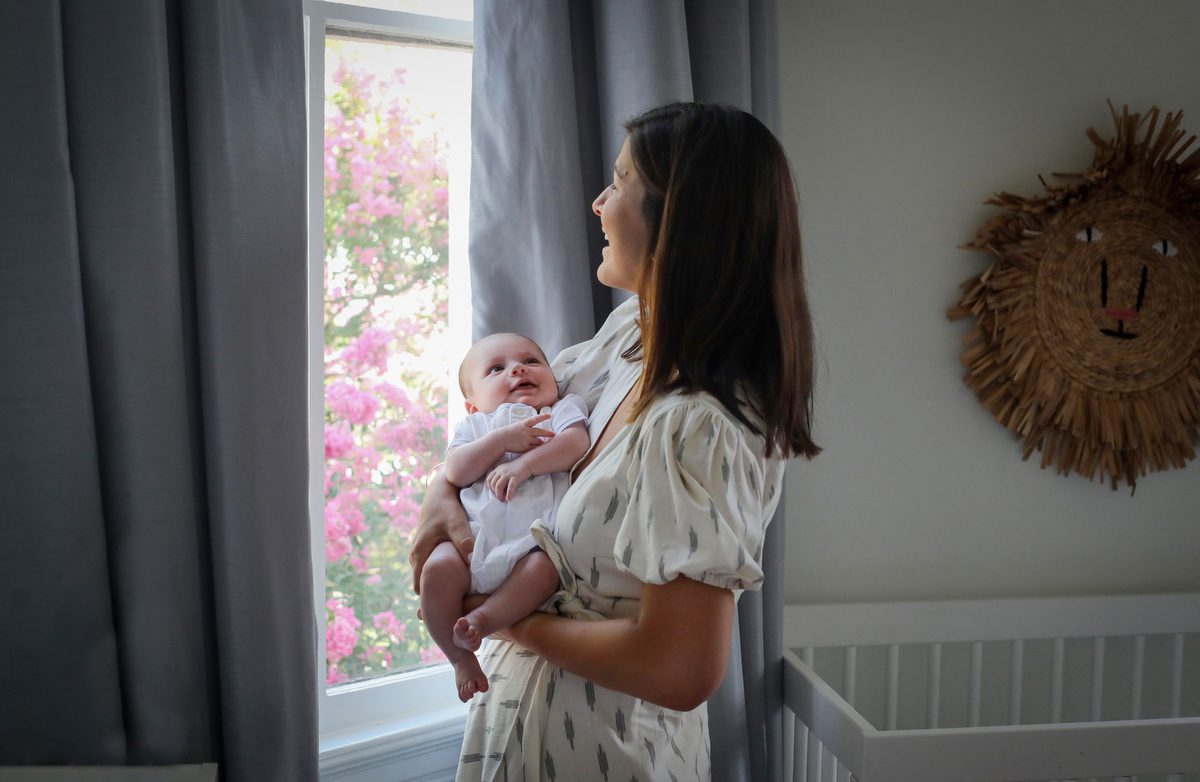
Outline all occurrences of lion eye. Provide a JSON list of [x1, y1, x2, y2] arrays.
[[1074, 226, 1103, 243], [1153, 238, 1179, 257]]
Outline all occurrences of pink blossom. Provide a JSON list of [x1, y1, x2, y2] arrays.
[[339, 327, 392, 375], [420, 644, 448, 664], [325, 423, 354, 460], [325, 491, 367, 562], [328, 381, 380, 425], [326, 599, 361, 665], [326, 664, 349, 686], [373, 611, 406, 641]]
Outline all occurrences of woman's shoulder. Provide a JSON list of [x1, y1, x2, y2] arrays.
[[636, 390, 771, 457]]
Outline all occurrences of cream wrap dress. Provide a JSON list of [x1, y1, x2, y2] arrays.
[[455, 297, 785, 782]]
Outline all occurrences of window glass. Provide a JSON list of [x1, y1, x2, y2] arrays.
[[323, 36, 471, 687]]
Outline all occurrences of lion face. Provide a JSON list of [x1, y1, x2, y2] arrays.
[[951, 104, 1200, 488], [1036, 194, 1200, 393]]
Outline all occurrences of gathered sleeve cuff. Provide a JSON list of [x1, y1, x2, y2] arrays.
[[612, 402, 768, 592]]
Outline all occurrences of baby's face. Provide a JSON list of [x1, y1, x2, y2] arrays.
[[461, 334, 558, 414]]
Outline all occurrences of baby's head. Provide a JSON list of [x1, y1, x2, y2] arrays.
[[458, 333, 559, 414]]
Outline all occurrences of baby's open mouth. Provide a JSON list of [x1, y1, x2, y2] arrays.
[[512, 380, 536, 390]]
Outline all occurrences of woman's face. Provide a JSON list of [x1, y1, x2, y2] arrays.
[[592, 137, 651, 293]]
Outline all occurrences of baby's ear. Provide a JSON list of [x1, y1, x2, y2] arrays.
[[464, 400, 479, 415]]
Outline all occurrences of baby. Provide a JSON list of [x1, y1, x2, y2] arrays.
[[420, 332, 590, 702]]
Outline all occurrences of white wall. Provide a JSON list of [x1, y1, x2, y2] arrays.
[[778, 0, 1200, 604]]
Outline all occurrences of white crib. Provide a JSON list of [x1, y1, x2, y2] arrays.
[[782, 593, 1200, 782]]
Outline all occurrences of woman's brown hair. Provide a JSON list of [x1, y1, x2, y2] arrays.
[[623, 102, 819, 459]]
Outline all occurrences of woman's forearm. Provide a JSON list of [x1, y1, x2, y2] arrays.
[[410, 472, 471, 592], [510, 577, 733, 711]]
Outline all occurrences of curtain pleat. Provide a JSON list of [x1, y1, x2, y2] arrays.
[[0, 2, 125, 763], [471, 1, 786, 779], [0, 1, 315, 778], [60, 0, 219, 763]]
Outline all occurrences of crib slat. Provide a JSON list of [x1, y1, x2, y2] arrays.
[[1010, 639, 1024, 724], [844, 645, 857, 706], [1052, 637, 1065, 723], [927, 642, 942, 729], [1170, 633, 1184, 718], [792, 717, 807, 782], [806, 731, 821, 782], [969, 641, 983, 727], [1090, 636, 1105, 721], [886, 644, 899, 730], [784, 708, 796, 782], [1131, 634, 1145, 720]]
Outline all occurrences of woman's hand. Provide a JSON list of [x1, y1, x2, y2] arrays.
[[410, 472, 472, 594], [461, 594, 526, 643]]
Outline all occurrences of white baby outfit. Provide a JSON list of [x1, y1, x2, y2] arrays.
[[450, 395, 588, 594]]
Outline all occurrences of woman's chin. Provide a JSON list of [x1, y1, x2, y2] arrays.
[[596, 262, 636, 293]]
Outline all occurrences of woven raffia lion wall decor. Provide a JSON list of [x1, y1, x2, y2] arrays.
[[949, 103, 1200, 490]]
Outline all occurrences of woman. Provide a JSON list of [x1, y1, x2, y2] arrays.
[[411, 101, 819, 781]]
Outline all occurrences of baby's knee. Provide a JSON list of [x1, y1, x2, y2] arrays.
[[421, 542, 469, 591], [524, 550, 561, 595]]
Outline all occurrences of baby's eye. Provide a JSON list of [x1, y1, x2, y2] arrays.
[[524, 358, 541, 365], [1152, 238, 1179, 257], [1074, 226, 1103, 243], [487, 364, 503, 374]]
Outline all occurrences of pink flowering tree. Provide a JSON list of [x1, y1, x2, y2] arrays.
[[323, 42, 451, 685]]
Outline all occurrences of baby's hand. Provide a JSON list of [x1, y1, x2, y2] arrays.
[[492, 413, 554, 454], [487, 461, 532, 502]]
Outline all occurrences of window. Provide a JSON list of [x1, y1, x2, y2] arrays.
[[304, 0, 473, 751]]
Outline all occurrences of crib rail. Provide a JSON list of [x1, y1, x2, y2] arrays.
[[781, 593, 1200, 782]]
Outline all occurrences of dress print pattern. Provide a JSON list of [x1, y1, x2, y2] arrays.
[[455, 298, 784, 781]]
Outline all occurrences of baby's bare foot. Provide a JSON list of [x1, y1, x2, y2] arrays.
[[453, 655, 488, 703], [453, 615, 484, 652]]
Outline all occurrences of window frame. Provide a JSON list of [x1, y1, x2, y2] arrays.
[[303, 0, 473, 757]]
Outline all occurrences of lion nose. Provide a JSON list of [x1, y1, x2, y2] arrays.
[[1104, 307, 1139, 322]]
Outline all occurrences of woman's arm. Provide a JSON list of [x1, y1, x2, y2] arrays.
[[409, 472, 472, 593], [497, 576, 733, 711]]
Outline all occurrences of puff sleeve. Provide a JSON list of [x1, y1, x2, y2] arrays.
[[612, 401, 771, 591]]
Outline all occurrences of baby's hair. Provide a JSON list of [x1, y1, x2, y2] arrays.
[[458, 332, 550, 398]]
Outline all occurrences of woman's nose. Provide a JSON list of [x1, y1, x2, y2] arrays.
[[592, 186, 609, 216]]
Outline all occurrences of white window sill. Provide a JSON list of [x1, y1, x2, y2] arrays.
[[320, 710, 466, 782], [320, 665, 469, 781]]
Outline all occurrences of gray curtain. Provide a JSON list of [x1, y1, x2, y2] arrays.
[[470, 1, 784, 779], [0, 2, 316, 780]]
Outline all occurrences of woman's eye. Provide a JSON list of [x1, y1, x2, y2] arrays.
[[1153, 238, 1179, 257], [1074, 226, 1103, 243]]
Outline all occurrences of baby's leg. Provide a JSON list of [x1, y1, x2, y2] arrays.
[[419, 541, 489, 702], [454, 549, 560, 652]]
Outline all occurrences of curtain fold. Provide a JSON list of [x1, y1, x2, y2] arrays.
[[470, 1, 785, 778], [0, 1, 315, 779]]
